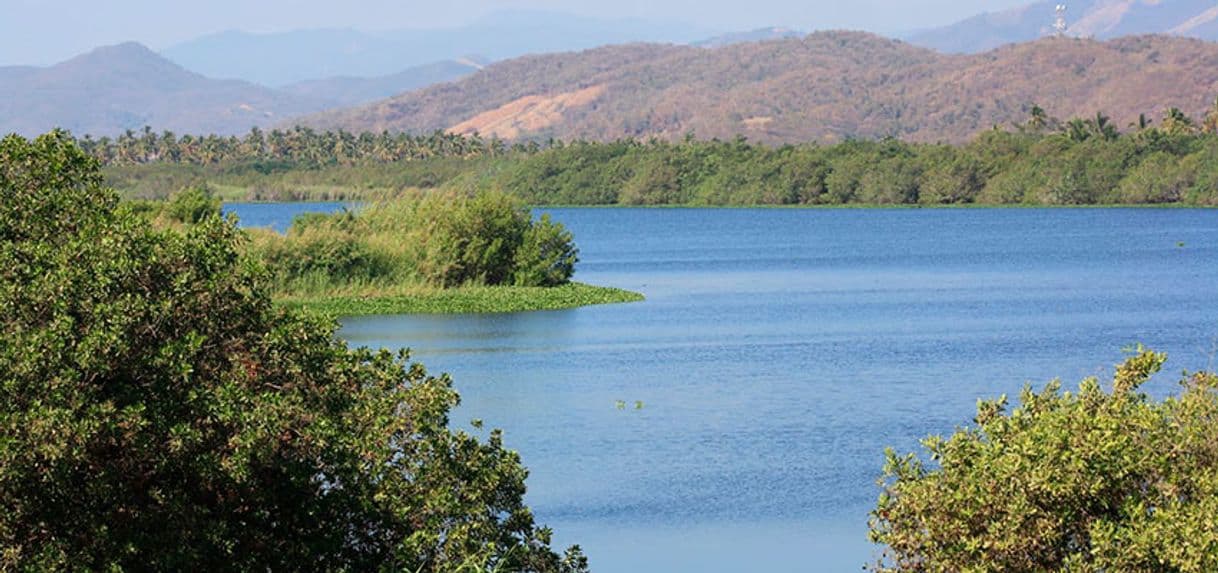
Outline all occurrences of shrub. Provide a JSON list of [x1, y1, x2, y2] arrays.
[[411, 190, 529, 287], [164, 184, 222, 224], [870, 348, 1218, 572], [1118, 152, 1195, 204], [513, 214, 579, 287]]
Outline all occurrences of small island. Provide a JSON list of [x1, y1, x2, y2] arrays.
[[137, 184, 644, 316]]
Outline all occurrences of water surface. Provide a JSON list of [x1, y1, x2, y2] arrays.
[[225, 201, 354, 233], [228, 205, 1218, 572]]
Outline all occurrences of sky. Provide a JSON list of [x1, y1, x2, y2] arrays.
[[0, 0, 1032, 66]]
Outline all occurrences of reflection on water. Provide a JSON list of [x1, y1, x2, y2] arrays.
[[232, 205, 1218, 572]]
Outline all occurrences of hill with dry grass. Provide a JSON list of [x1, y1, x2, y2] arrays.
[[299, 32, 1218, 144]]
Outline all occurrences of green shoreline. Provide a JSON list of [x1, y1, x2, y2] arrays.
[[526, 203, 1218, 210], [223, 199, 1217, 210], [277, 282, 645, 317]]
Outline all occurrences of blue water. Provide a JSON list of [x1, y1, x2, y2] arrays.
[[227, 205, 1218, 572], [223, 201, 354, 233]]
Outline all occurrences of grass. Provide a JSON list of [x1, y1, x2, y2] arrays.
[[277, 282, 645, 317]]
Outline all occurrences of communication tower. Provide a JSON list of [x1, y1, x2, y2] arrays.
[[1054, 4, 1069, 36]]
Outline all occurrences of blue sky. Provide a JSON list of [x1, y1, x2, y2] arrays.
[[1, 0, 1031, 65]]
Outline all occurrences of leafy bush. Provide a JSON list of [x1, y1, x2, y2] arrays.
[[870, 348, 1218, 572], [164, 185, 222, 224], [411, 190, 529, 287], [261, 225, 390, 285], [1119, 152, 1196, 203], [513, 214, 579, 287], [0, 132, 585, 572], [248, 189, 579, 296]]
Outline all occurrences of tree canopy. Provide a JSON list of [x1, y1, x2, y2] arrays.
[[0, 131, 586, 572], [98, 105, 1218, 206], [870, 348, 1218, 572]]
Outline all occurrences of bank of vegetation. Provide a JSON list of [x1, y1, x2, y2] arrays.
[[870, 347, 1218, 572], [0, 132, 588, 571], [93, 103, 1218, 206], [8, 132, 1218, 571], [134, 184, 641, 316]]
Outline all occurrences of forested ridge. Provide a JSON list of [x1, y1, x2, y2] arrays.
[[95, 102, 1218, 206]]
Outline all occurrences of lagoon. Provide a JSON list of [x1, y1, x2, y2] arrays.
[[227, 205, 1218, 572]]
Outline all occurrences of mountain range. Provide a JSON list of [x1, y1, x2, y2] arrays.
[[299, 32, 1218, 144], [280, 59, 485, 107], [161, 11, 715, 87], [7, 4, 1218, 141], [0, 43, 327, 137], [0, 44, 490, 137], [909, 0, 1218, 53]]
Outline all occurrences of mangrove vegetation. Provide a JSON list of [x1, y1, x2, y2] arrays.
[[91, 103, 1218, 206], [0, 131, 588, 571], [132, 181, 641, 316], [870, 347, 1218, 571]]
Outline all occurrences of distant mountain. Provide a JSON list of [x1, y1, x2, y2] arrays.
[[297, 32, 1218, 144], [162, 11, 715, 86], [694, 27, 805, 48], [0, 43, 329, 137], [281, 59, 484, 107], [909, 0, 1218, 53]]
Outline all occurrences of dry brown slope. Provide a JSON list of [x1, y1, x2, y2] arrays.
[[298, 32, 1218, 143]]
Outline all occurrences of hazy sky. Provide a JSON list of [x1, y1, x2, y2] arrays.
[[1, 0, 1032, 65]]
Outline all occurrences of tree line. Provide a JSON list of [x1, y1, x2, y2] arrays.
[[79, 125, 541, 167], [465, 103, 1218, 206], [91, 101, 1218, 206]]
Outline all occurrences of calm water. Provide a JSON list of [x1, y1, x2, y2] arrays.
[[228, 205, 1218, 572], [225, 201, 355, 232]]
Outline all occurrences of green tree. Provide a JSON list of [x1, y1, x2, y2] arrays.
[[409, 190, 570, 288], [164, 184, 222, 224], [870, 348, 1218, 572], [919, 154, 984, 204], [1022, 104, 1054, 134], [1198, 96, 1218, 135], [512, 214, 579, 287], [1118, 152, 1195, 204], [0, 132, 585, 572], [1162, 107, 1197, 136]]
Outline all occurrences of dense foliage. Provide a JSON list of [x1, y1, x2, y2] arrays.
[[244, 188, 578, 296], [81, 126, 522, 167], [870, 348, 1218, 571], [0, 131, 586, 571], [467, 106, 1218, 206], [99, 103, 1218, 206]]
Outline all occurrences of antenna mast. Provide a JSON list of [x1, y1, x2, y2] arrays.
[[1054, 4, 1069, 36]]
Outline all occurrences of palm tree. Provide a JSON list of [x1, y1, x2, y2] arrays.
[[1129, 113, 1153, 131], [1084, 112, 1119, 141], [1202, 97, 1218, 135], [1063, 118, 1091, 142], [1161, 107, 1196, 136], [1025, 104, 1052, 133]]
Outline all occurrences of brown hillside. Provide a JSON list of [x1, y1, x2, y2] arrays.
[[299, 32, 1218, 143]]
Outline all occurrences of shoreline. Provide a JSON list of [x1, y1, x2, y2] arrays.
[[276, 282, 645, 317], [221, 199, 1218, 210]]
